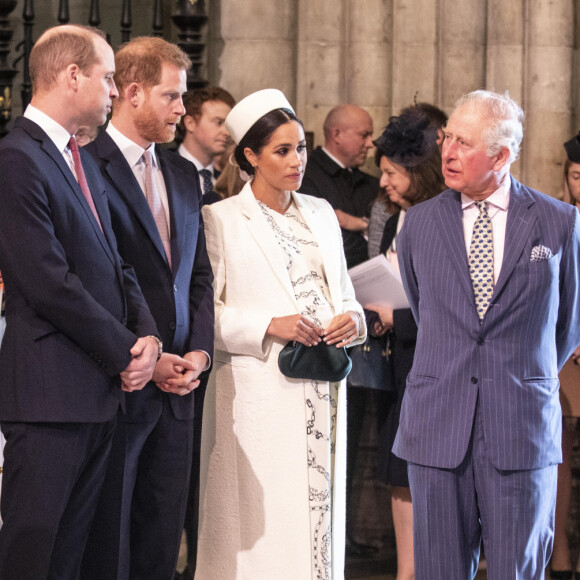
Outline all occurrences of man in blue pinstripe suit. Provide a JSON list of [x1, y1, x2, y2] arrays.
[[393, 90, 580, 580]]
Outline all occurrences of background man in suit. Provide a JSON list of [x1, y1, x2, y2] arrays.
[[178, 86, 236, 205], [0, 25, 160, 579], [300, 104, 378, 268], [81, 37, 214, 580], [300, 103, 379, 557], [394, 90, 580, 579]]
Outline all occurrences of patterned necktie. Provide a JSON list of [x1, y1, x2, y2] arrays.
[[199, 168, 214, 196], [142, 151, 172, 268], [469, 200, 494, 321], [67, 136, 102, 231]]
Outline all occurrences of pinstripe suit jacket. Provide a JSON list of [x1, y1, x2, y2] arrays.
[[393, 177, 580, 470]]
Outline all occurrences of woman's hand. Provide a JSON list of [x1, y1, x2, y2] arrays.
[[572, 344, 580, 366], [267, 314, 323, 347], [365, 304, 393, 337], [323, 311, 360, 346]]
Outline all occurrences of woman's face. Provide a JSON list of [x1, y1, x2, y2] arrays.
[[379, 156, 412, 209], [246, 121, 307, 195], [567, 161, 580, 206]]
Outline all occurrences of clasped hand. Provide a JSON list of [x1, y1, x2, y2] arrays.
[[267, 312, 359, 347]]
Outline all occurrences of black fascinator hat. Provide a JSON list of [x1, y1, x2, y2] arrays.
[[374, 110, 438, 168], [564, 131, 580, 163]]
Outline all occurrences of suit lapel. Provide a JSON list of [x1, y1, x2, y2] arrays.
[[158, 150, 186, 276], [34, 128, 116, 265], [491, 178, 537, 302], [238, 183, 298, 307], [434, 191, 474, 300], [96, 132, 171, 271]]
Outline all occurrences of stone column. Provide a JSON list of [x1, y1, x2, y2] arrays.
[[295, 0, 347, 146], [391, 0, 438, 113], [218, 0, 298, 103], [437, 0, 486, 112], [485, 0, 525, 179], [523, 0, 573, 195]]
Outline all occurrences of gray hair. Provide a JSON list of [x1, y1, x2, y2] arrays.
[[453, 90, 524, 164]]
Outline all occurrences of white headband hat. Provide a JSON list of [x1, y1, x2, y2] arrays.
[[225, 88, 294, 145]]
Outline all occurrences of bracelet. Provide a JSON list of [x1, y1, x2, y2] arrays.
[[145, 335, 163, 361]]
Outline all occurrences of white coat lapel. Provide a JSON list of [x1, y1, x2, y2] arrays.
[[238, 183, 298, 308], [292, 193, 342, 313]]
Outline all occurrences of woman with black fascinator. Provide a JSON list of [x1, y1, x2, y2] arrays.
[[366, 108, 445, 580]]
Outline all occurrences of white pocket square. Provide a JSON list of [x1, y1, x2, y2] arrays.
[[530, 245, 553, 262]]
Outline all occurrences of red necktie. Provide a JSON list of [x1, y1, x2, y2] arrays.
[[68, 136, 103, 231]]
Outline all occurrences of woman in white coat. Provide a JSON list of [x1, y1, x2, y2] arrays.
[[195, 89, 366, 580]]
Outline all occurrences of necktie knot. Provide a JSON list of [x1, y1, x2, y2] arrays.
[[67, 135, 102, 231], [68, 136, 79, 154], [475, 200, 489, 215]]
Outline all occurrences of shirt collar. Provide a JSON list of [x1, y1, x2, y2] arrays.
[[107, 122, 157, 168], [321, 146, 347, 169], [24, 105, 73, 154], [177, 144, 214, 173], [461, 174, 511, 212]]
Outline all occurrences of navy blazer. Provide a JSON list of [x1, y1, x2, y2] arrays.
[[86, 131, 214, 421], [0, 117, 158, 423], [393, 177, 580, 471]]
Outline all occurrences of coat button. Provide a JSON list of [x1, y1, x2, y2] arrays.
[[169, 322, 176, 330], [477, 338, 484, 346], [471, 377, 478, 384]]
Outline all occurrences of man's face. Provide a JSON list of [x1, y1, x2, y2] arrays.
[[334, 110, 374, 168], [441, 103, 506, 200], [185, 100, 232, 162], [78, 37, 118, 128], [134, 63, 187, 144]]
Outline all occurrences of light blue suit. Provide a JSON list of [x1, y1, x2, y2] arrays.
[[394, 177, 580, 579]]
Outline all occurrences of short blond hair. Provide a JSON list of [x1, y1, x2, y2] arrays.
[[114, 37, 191, 97], [29, 25, 105, 94]]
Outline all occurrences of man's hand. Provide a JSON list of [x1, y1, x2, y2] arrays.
[[120, 336, 159, 392], [155, 351, 209, 396], [334, 209, 369, 232], [365, 304, 393, 336]]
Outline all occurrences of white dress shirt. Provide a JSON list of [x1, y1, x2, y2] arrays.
[[107, 123, 171, 235], [24, 105, 77, 176], [461, 175, 511, 284], [178, 143, 216, 194]]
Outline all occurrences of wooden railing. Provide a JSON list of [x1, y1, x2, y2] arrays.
[[0, 0, 210, 137]]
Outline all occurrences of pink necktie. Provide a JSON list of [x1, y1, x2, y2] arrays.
[[142, 150, 172, 268], [68, 136, 103, 231]]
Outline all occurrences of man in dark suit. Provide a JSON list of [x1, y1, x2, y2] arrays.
[[178, 86, 236, 205], [0, 25, 160, 580], [300, 104, 378, 268], [395, 90, 580, 579], [80, 37, 214, 580]]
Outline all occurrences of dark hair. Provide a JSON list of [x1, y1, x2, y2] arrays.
[[183, 86, 236, 119], [234, 108, 304, 176], [401, 102, 448, 130]]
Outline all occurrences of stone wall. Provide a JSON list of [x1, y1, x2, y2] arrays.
[[209, 0, 580, 197]]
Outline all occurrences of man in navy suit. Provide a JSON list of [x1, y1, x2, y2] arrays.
[[394, 90, 580, 579], [178, 86, 236, 206], [80, 37, 214, 580], [0, 25, 160, 580]]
